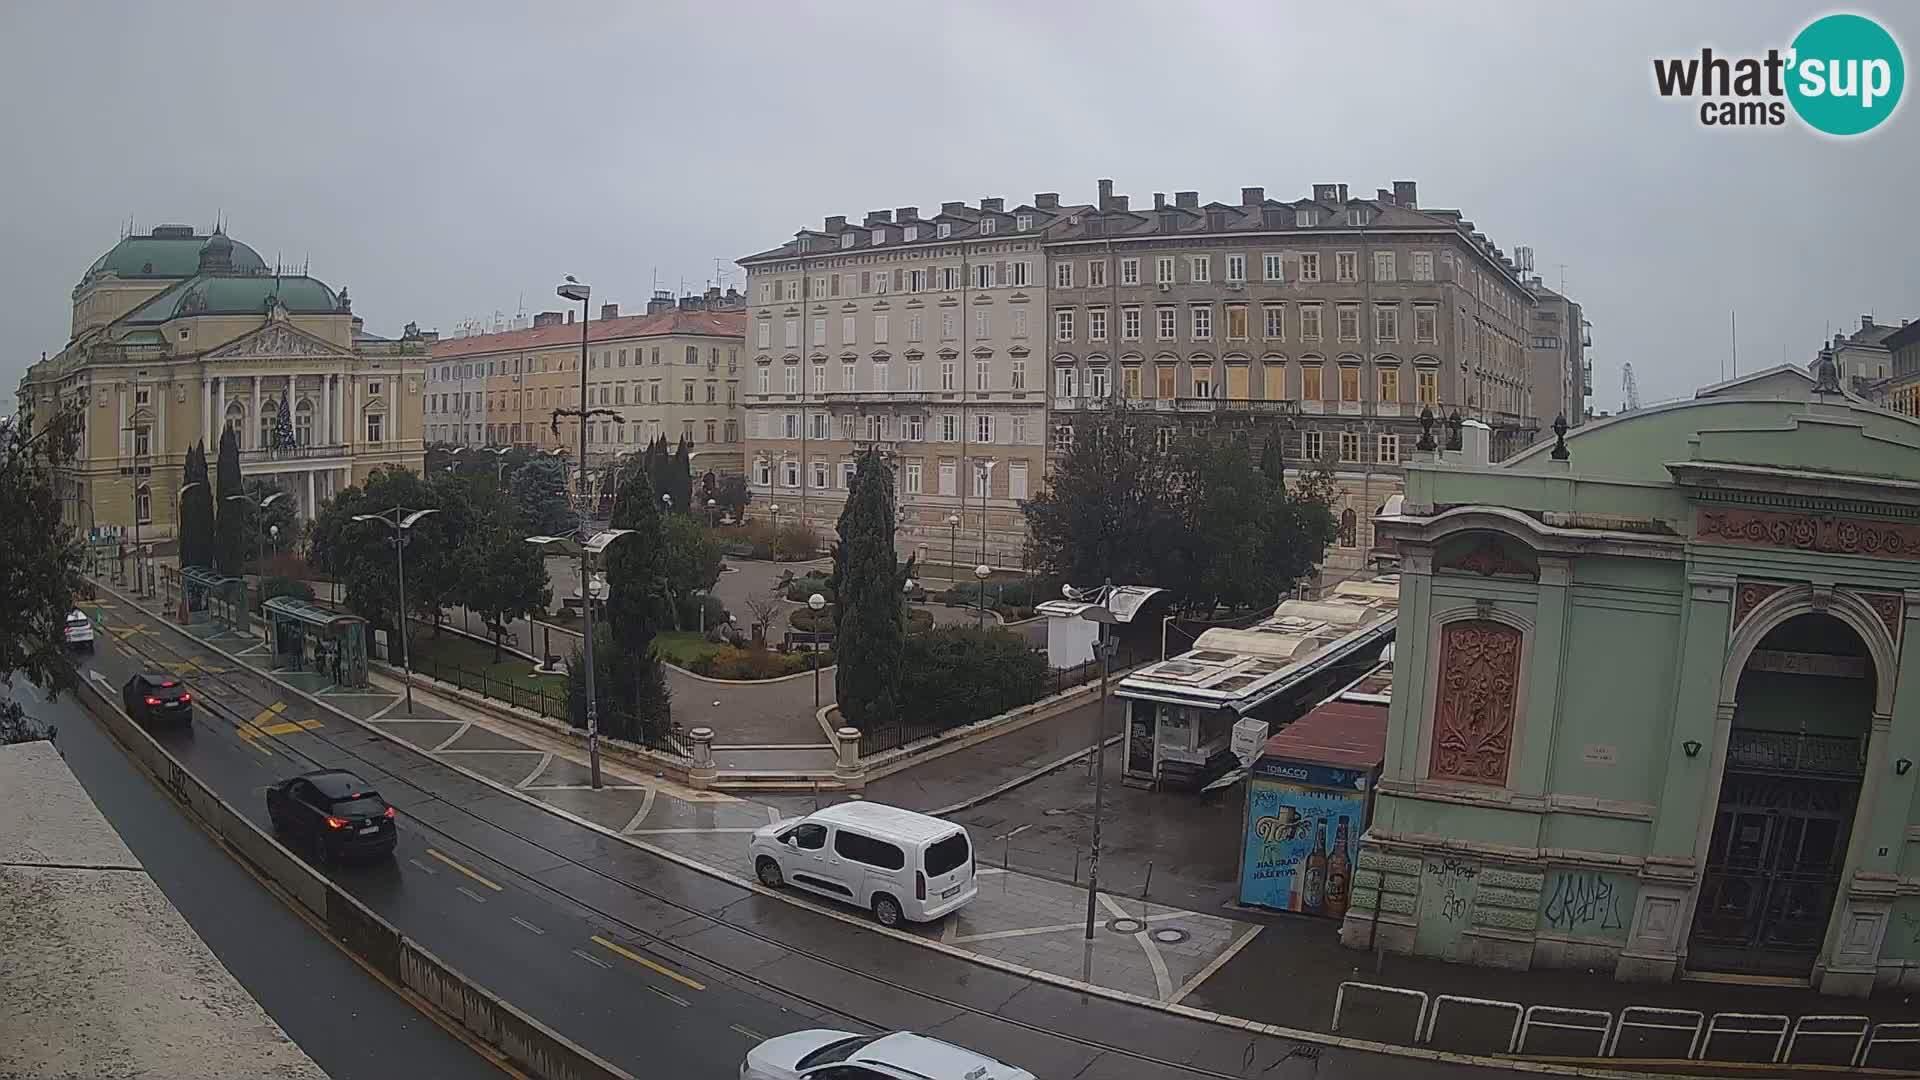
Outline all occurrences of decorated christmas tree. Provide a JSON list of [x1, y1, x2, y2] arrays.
[[273, 394, 297, 451]]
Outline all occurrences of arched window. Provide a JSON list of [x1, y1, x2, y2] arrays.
[[1339, 507, 1357, 547], [258, 399, 278, 450], [224, 400, 246, 447], [294, 399, 314, 446]]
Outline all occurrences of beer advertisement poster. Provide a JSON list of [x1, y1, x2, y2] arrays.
[[1239, 778, 1366, 917]]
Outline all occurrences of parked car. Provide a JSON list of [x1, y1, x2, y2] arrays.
[[121, 672, 191, 726], [742, 1030, 1034, 1080], [266, 769, 398, 862], [750, 802, 975, 927], [63, 609, 94, 652]]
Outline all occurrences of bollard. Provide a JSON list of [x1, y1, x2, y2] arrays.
[[1141, 860, 1153, 898], [834, 726, 864, 792], [687, 726, 717, 790]]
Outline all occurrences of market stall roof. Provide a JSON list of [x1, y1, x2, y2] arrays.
[[1259, 698, 1389, 771]]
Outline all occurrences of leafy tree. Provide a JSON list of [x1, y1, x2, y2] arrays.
[[213, 427, 245, 576], [511, 455, 575, 536], [178, 440, 215, 569], [1022, 406, 1179, 589], [1, 699, 56, 745], [0, 406, 82, 713], [460, 525, 551, 661], [601, 465, 671, 729], [659, 515, 722, 630], [229, 480, 301, 569], [898, 626, 1048, 731], [715, 474, 751, 520], [831, 450, 912, 727], [306, 465, 467, 639]]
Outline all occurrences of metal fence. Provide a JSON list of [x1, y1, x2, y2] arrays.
[[858, 644, 1141, 758]]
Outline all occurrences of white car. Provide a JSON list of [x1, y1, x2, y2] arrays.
[[63, 609, 94, 652], [742, 1030, 1034, 1080], [750, 802, 975, 927]]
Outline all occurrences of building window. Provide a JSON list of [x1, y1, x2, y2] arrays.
[[1122, 366, 1142, 399], [1188, 256, 1211, 283], [974, 263, 994, 289], [874, 362, 891, 392], [1264, 305, 1285, 340], [1336, 252, 1358, 282], [1378, 367, 1399, 402], [941, 312, 957, 340], [1263, 253, 1284, 282], [1012, 309, 1028, 338], [1192, 365, 1214, 398], [905, 460, 923, 493], [1088, 259, 1106, 288], [810, 413, 828, 439], [784, 413, 799, 438], [1011, 359, 1026, 389], [905, 414, 924, 441], [1120, 307, 1141, 341], [980, 218, 996, 236], [806, 362, 823, 394], [906, 361, 923, 391], [874, 314, 889, 343], [1412, 252, 1434, 281], [1089, 308, 1108, 342], [1302, 364, 1324, 401], [1339, 366, 1360, 402], [1055, 366, 1077, 399], [1417, 368, 1438, 405], [784, 319, 799, 347], [1051, 424, 1074, 452], [1337, 306, 1361, 343], [940, 361, 956, 391], [972, 460, 991, 498], [1226, 254, 1246, 282], [1120, 258, 1139, 286], [1156, 256, 1175, 284], [1303, 430, 1323, 461], [975, 360, 990, 391], [1225, 305, 1249, 341], [1156, 307, 1177, 341], [1338, 506, 1357, 545], [1374, 251, 1395, 282], [1378, 433, 1401, 464], [1339, 431, 1362, 462], [939, 460, 957, 495], [1375, 305, 1400, 343], [1015, 213, 1033, 232], [1055, 262, 1073, 289], [1415, 306, 1438, 343], [757, 323, 771, 349], [783, 460, 800, 487], [974, 308, 990, 339], [1299, 252, 1321, 282], [366, 413, 385, 443], [295, 400, 313, 445], [133, 423, 152, 457], [904, 225, 918, 242], [907, 269, 926, 293], [1056, 309, 1075, 342], [840, 315, 855, 343], [813, 461, 828, 489], [940, 413, 958, 442], [1088, 365, 1110, 398], [1010, 260, 1030, 287], [841, 363, 856, 391], [1295, 208, 1319, 228], [1191, 306, 1212, 341], [1156, 365, 1176, 399]]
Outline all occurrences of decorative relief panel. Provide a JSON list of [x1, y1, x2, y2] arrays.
[[1442, 536, 1537, 579], [1733, 580, 1786, 629], [1699, 508, 1920, 562], [1429, 620, 1523, 786], [1859, 591, 1903, 645]]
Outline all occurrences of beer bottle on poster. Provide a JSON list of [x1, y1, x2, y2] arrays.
[[1326, 816, 1353, 921], [1303, 820, 1329, 915]]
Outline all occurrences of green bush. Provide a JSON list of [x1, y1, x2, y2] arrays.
[[686, 646, 831, 680], [675, 592, 728, 630], [783, 573, 835, 604], [897, 626, 1047, 732], [788, 604, 834, 633]]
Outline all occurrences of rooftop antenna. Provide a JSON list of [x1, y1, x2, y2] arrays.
[[1557, 263, 1567, 293]]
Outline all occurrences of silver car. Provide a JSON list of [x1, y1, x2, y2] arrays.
[[741, 1030, 1034, 1080]]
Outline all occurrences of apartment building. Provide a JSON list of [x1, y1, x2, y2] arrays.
[[737, 198, 1065, 566], [1524, 279, 1590, 425], [427, 289, 746, 480], [1045, 179, 1552, 573], [1877, 319, 1920, 417]]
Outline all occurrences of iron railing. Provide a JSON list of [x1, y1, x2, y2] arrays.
[[1725, 730, 1865, 778], [858, 644, 1140, 757]]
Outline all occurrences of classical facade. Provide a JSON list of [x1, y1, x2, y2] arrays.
[[15, 225, 429, 539], [1342, 362, 1920, 996], [1524, 279, 1590, 426], [1871, 319, 1920, 418], [738, 199, 1059, 566], [427, 292, 745, 478], [1045, 180, 1558, 575]]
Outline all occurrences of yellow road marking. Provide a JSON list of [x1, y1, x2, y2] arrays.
[[730, 1024, 763, 1041], [258, 718, 323, 737], [165, 657, 231, 675], [425, 848, 502, 892], [235, 702, 288, 755], [590, 934, 706, 992]]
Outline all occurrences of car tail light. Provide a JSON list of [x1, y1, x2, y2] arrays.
[[179, 693, 191, 703], [144, 696, 161, 706], [325, 816, 348, 830], [383, 806, 395, 819], [915, 871, 927, 901]]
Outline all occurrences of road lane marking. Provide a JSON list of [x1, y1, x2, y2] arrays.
[[620, 787, 657, 833], [516, 752, 554, 789], [408, 857, 438, 875], [647, 985, 690, 1008], [431, 722, 474, 750], [510, 916, 546, 935], [571, 949, 611, 969], [730, 1025, 764, 1041], [1169, 924, 1261, 1006], [258, 718, 323, 737], [235, 702, 289, 754], [590, 934, 706, 992], [456, 885, 488, 904], [425, 847, 503, 891]]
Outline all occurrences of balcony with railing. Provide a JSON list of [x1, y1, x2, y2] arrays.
[[239, 442, 351, 464], [1725, 729, 1865, 778]]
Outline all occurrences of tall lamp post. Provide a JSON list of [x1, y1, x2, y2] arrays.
[[224, 487, 286, 576], [525, 528, 635, 789], [974, 564, 990, 628], [807, 592, 827, 707], [769, 503, 782, 560], [706, 497, 717, 528], [352, 507, 440, 716], [946, 514, 960, 581]]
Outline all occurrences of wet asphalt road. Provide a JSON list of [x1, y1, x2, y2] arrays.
[[75, 610, 1504, 1080], [7, 680, 494, 1080]]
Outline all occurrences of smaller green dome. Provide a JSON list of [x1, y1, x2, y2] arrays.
[[123, 274, 340, 323]]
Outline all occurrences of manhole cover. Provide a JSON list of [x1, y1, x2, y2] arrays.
[[1105, 916, 1146, 934], [1151, 928, 1190, 944]]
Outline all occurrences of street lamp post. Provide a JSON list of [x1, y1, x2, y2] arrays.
[[352, 507, 440, 716], [1068, 580, 1121, 941], [946, 514, 960, 582], [525, 528, 634, 789], [225, 487, 286, 577], [769, 503, 782, 560], [706, 498, 717, 529], [975, 460, 998, 568], [807, 592, 827, 707], [974, 563, 990, 628]]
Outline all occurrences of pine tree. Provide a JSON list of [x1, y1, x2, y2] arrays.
[[833, 449, 907, 727], [272, 394, 297, 451], [213, 427, 245, 576], [178, 441, 215, 568]]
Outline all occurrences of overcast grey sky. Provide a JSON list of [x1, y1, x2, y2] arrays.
[[3, 1, 1913, 408]]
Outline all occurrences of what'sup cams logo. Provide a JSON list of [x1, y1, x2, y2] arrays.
[[1653, 13, 1904, 135]]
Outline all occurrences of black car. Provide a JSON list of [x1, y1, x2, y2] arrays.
[[122, 672, 192, 726], [267, 769, 398, 862]]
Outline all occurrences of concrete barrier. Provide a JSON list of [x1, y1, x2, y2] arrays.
[[73, 674, 636, 1080]]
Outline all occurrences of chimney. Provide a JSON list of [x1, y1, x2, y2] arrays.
[[896, 206, 918, 222], [566, 310, 574, 325], [941, 200, 966, 215], [706, 285, 721, 302], [1175, 191, 1199, 209], [865, 210, 893, 226], [1034, 193, 1059, 210], [1460, 419, 1492, 467], [1097, 179, 1113, 210], [351, 315, 364, 333], [1153, 192, 1166, 211], [648, 289, 674, 315], [1377, 188, 1393, 204], [1337, 183, 1349, 202], [1111, 195, 1128, 212], [1393, 180, 1418, 208], [1241, 186, 1264, 205], [1313, 183, 1339, 202], [1862, 314, 1875, 331], [600, 303, 619, 321], [978, 197, 1002, 214], [533, 311, 563, 329], [824, 214, 847, 232]]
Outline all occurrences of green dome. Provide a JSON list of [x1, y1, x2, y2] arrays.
[[123, 274, 340, 323], [84, 227, 267, 281]]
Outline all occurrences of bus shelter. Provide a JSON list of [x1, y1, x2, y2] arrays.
[[264, 597, 369, 690], [163, 565, 249, 634]]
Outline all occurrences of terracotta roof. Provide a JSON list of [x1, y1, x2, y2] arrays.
[[1258, 699, 1387, 771], [431, 309, 745, 360]]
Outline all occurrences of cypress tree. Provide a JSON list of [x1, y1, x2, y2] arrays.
[[179, 440, 216, 568], [603, 465, 671, 734], [213, 427, 245, 576], [833, 449, 906, 727]]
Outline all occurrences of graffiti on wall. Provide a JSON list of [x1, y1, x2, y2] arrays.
[[1426, 858, 1479, 925], [1541, 870, 1632, 936]]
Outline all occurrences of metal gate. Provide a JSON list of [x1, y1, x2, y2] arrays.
[[1689, 731, 1863, 977]]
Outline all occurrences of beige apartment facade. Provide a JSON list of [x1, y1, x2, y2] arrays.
[[15, 225, 429, 541], [738, 198, 1063, 567], [1045, 180, 1550, 574], [1524, 280, 1589, 427], [428, 294, 745, 482]]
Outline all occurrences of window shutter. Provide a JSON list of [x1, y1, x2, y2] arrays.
[[995, 260, 1007, 284], [860, 271, 871, 293], [893, 268, 904, 291]]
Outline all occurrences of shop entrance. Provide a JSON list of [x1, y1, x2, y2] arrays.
[[1688, 614, 1873, 978]]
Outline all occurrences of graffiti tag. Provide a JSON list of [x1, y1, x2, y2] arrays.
[[1543, 871, 1625, 931], [1426, 859, 1478, 924]]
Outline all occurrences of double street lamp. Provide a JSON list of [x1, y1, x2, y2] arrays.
[[526, 527, 636, 789], [224, 486, 286, 575], [352, 507, 440, 716]]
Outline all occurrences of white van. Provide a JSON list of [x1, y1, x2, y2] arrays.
[[749, 802, 976, 927]]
